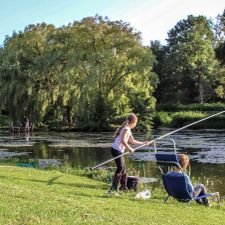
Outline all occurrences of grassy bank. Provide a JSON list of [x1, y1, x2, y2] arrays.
[[153, 111, 225, 129], [153, 102, 225, 129], [0, 166, 224, 225]]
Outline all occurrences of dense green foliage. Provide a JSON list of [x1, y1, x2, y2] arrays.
[[153, 110, 225, 129], [0, 166, 224, 225], [0, 16, 157, 131], [1, 10, 225, 130], [0, 115, 12, 127], [157, 102, 225, 112], [152, 111, 172, 127], [151, 12, 225, 105]]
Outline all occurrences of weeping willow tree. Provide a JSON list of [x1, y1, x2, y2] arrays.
[[0, 23, 61, 121], [0, 16, 157, 130], [62, 16, 157, 130]]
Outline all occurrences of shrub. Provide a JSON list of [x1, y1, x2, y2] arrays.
[[84, 168, 113, 183], [0, 115, 13, 127], [153, 111, 172, 127], [157, 102, 225, 112], [171, 111, 206, 128]]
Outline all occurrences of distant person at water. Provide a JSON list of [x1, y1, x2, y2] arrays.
[[167, 154, 210, 206], [23, 116, 29, 132], [109, 113, 149, 193]]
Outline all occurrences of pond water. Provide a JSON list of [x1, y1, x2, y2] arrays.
[[0, 128, 225, 196]]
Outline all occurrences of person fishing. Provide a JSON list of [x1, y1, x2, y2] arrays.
[[92, 110, 225, 171], [109, 113, 149, 193]]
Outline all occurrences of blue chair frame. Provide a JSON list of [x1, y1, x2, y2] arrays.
[[154, 139, 220, 205]]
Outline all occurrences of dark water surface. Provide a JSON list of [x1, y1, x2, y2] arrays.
[[0, 128, 224, 196]]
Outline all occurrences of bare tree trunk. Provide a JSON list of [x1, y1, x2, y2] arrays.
[[66, 105, 72, 123], [198, 75, 204, 103]]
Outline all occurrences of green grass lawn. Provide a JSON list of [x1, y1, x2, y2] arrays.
[[0, 166, 224, 225]]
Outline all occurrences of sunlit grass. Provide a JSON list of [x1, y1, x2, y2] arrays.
[[0, 166, 224, 225]]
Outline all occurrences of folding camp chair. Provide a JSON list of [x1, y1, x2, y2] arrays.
[[154, 139, 220, 205]]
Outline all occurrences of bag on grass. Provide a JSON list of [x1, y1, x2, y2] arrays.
[[127, 176, 140, 192]]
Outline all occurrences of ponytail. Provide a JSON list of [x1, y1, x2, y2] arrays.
[[114, 120, 128, 137], [114, 113, 138, 137]]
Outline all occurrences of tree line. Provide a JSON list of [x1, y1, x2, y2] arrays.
[[0, 11, 224, 131]]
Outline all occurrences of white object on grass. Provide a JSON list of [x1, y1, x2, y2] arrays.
[[135, 189, 151, 199]]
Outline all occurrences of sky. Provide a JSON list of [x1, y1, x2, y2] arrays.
[[0, 0, 224, 46]]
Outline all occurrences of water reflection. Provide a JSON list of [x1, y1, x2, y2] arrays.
[[0, 129, 224, 196]]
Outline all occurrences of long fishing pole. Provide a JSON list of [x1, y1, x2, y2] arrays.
[[91, 110, 225, 170]]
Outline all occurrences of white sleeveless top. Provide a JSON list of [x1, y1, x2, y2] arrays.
[[112, 126, 132, 153]]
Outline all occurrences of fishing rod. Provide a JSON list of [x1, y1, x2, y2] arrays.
[[91, 110, 225, 170]]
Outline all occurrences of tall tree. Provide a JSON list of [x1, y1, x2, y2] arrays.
[[0, 23, 61, 121], [165, 15, 219, 103], [215, 9, 225, 100], [64, 16, 157, 129], [150, 40, 167, 104], [0, 16, 157, 130]]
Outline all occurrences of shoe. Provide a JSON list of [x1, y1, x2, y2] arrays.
[[204, 203, 211, 207], [119, 186, 129, 191], [106, 190, 120, 196], [196, 201, 203, 205]]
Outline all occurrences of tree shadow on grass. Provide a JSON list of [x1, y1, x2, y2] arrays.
[[0, 175, 157, 200], [0, 174, 108, 191], [47, 175, 63, 185]]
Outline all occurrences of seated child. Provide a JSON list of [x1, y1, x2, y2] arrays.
[[167, 154, 209, 206]]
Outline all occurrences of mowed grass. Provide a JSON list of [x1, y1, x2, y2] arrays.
[[0, 166, 224, 225]]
